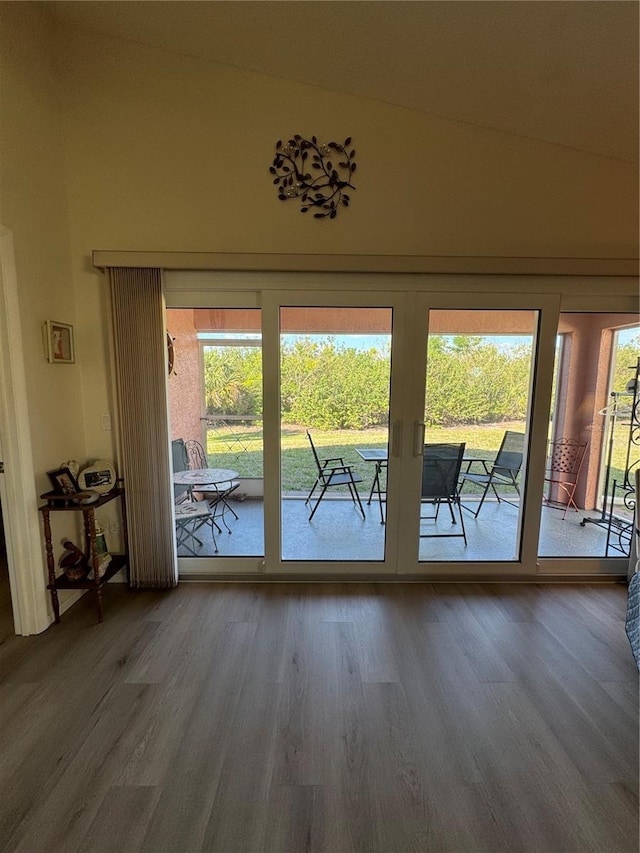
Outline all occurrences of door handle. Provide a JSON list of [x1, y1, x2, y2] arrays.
[[391, 421, 403, 457], [413, 421, 425, 457]]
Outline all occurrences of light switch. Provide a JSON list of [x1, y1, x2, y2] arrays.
[[101, 413, 112, 431]]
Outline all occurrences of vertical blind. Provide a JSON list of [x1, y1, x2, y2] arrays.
[[109, 267, 177, 588]]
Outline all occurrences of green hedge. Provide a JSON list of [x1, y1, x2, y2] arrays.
[[203, 336, 639, 431]]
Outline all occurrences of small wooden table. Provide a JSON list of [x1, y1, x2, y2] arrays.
[[39, 486, 129, 624]]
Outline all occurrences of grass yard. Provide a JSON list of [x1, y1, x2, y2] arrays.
[[208, 422, 527, 494], [206, 420, 633, 500]]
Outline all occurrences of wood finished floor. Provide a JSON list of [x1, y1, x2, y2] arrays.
[[0, 581, 637, 853]]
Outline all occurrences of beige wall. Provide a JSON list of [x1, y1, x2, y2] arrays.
[[0, 5, 86, 497], [55, 26, 637, 260], [50, 23, 638, 464], [2, 8, 639, 491]]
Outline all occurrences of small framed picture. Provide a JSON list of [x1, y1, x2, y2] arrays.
[[78, 460, 117, 495], [44, 320, 75, 364], [47, 466, 80, 495]]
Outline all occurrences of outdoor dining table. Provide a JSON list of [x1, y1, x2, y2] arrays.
[[356, 448, 388, 524], [356, 447, 489, 524]]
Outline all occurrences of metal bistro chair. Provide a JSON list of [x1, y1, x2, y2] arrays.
[[172, 438, 219, 554], [459, 430, 525, 518], [420, 442, 467, 545], [184, 438, 240, 532], [174, 501, 219, 555], [543, 437, 588, 519], [305, 431, 366, 521]]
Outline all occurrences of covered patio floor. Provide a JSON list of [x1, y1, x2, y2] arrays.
[[177, 495, 627, 564]]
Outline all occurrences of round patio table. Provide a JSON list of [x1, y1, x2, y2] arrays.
[[173, 468, 238, 487]]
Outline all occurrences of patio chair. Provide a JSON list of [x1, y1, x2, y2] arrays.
[[543, 437, 588, 519], [420, 442, 467, 544], [184, 438, 240, 530], [459, 430, 525, 518], [171, 438, 219, 553], [171, 438, 189, 502], [175, 501, 219, 554], [305, 431, 366, 521]]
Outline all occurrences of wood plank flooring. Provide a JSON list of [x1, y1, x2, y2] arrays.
[[0, 582, 637, 852]]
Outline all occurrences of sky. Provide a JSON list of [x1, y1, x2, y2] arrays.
[[200, 325, 639, 353]]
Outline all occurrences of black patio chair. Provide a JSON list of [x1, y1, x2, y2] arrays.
[[305, 431, 366, 521], [420, 442, 467, 544], [171, 438, 189, 502], [459, 430, 525, 518]]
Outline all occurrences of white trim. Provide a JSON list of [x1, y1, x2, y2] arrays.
[[164, 269, 639, 298], [95, 251, 639, 278], [0, 227, 50, 635]]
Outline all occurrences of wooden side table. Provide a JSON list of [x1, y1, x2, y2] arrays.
[[38, 485, 129, 623]]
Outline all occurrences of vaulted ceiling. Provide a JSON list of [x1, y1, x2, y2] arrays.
[[44, 1, 639, 163]]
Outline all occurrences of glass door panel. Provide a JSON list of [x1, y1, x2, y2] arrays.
[[278, 306, 393, 562], [418, 308, 538, 562], [538, 312, 639, 558], [167, 307, 264, 558]]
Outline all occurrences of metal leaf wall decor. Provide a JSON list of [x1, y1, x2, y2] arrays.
[[270, 135, 356, 219]]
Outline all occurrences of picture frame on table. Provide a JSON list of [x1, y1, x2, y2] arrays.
[[78, 460, 117, 495], [47, 466, 80, 495], [44, 320, 75, 364]]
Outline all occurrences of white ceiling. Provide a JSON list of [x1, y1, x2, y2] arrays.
[[44, 0, 639, 163]]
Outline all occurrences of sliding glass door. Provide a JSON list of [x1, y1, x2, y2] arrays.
[[537, 312, 639, 560], [396, 292, 559, 575], [264, 290, 560, 575], [165, 273, 636, 578], [167, 305, 265, 561], [262, 291, 407, 574]]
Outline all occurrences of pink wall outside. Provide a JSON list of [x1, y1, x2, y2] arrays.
[[555, 313, 636, 510], [167, 310, 202, 444]]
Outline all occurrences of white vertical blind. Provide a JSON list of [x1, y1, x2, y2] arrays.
[[109, 267, 177, 588]]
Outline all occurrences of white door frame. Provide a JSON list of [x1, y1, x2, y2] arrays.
[[0, 226, 50, 634], [261, 289, 408, 575], [164, 270, 637, 578], [397, 291, 561, 575]]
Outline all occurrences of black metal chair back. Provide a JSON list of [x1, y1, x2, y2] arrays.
[[493, 431, 524, 480], [306, 431, 324, 478], [422, 442, 466, 500], [171, 438, 189, 501], [420, 442, 467, 544]]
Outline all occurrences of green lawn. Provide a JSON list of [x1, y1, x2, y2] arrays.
[[207, 421, 632, 498], [208, 422, 526, 494]]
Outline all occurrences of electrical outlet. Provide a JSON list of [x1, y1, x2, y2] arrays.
[[101, 413, 112, 430], [109, 519, 120, 534]]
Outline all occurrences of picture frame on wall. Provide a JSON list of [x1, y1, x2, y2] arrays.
[[44, 320, 75, 364]]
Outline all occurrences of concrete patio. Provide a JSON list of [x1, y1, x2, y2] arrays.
[[176, 495, 626, 563]]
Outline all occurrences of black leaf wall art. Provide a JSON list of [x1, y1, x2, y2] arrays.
[[270, 136, 356, 219]]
